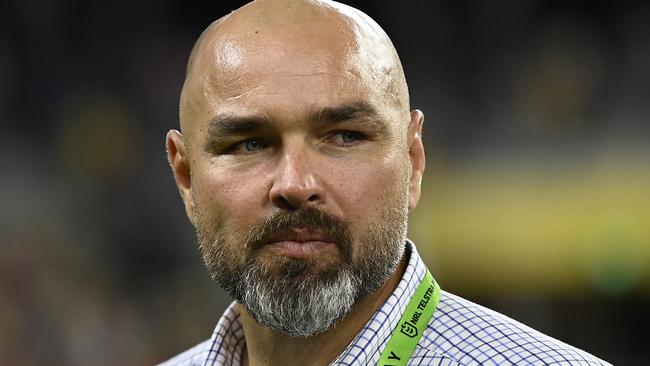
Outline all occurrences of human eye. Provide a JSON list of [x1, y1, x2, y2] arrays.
[[329, 130, 367, 146], [226, 137, 269, 154]]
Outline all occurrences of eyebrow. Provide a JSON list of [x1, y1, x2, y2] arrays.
[[206, 114, 272, 136], [309, 102, 390, 138], [309, 101, 383, 125], [202, 114, 271, 153]]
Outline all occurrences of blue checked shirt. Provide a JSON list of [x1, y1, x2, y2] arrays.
[[160, 241, 611, 366]]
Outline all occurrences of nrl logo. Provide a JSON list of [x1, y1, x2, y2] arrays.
[[399, 321, 418, 338]]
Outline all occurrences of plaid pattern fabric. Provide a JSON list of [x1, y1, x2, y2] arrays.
[[159, 241, 612, 366]]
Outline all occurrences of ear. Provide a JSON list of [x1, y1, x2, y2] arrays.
[[166, 130, 195, 224], [407, 110, 425, 211]]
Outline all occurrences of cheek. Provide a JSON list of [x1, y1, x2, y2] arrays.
[[326, 153, 408, 232], [193, 164, 269, 234]]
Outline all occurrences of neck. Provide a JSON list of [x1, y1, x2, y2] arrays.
[[239, 255, 407, 366]]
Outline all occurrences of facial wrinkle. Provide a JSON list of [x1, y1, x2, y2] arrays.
[[224, 85, 264, 102]]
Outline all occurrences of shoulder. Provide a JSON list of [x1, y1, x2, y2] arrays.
[[156, 339, 212, 366], [412, 291, 612, 366]]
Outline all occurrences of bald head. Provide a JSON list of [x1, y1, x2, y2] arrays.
[[179, 0, 410, 139]]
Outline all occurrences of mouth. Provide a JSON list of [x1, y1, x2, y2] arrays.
[[265, 229, 339, 259]]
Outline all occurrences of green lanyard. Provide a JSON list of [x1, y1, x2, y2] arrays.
[[377, 270, 440, 366]]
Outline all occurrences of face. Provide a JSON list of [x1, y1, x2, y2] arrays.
[[167, 18, 425, 336]]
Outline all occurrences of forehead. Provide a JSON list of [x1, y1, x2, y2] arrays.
[[215, 36, 361, 98], [182, 18, 400, 134], [214, 38, 374, 110]]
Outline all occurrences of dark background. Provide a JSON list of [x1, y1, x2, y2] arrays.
[[1, 0, 648, 364]]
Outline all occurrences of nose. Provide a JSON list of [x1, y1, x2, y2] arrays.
[[269, 144, 325, 210]]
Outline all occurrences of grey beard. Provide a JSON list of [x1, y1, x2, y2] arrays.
[[230, 230, 405, 338], [237, 260, 361, 337], [196, 203, 408, 337]]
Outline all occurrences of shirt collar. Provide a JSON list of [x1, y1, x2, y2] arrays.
[[332, 240, 427, 365]]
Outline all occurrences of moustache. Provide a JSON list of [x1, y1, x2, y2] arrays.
[[245, 207, 353, 261]]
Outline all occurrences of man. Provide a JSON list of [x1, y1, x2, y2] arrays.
[[162, 0, 611, 365]]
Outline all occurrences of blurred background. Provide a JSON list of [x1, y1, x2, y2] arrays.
[[1, 0, 648, 364]]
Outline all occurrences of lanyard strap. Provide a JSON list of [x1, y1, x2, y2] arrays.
[[377, 270, 440, 366]]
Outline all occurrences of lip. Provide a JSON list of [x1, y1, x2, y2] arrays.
[[265, 230, 337, 259], [268, 240, 337, 259]]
